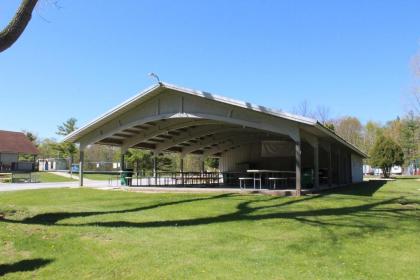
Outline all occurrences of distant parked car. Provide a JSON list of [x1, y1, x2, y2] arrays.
[[363, 165, 374, 175], [390, 166, 402, 175]]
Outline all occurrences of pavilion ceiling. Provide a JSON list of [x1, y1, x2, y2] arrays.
[[95, 118, 290, 156]]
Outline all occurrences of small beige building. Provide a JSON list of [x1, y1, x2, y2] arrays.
[[38, 158, 68, 171], [64, 83, 366, 195], [0, 130, 38, 172]]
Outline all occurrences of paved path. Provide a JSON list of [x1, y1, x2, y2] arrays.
[[0, 176, 113, 192], [0, 181, 79, 192]]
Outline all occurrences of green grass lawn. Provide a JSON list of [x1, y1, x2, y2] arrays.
[[0, 179, 419, 279], [33, 172, 77, 183], [83, 173, 117, 181]]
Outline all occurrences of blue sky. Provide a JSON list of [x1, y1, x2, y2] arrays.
[[1, 0, 419, 139]]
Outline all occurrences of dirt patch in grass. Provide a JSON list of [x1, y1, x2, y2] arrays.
[[0, 241, 31, 260], [0, 207, 31, 220]]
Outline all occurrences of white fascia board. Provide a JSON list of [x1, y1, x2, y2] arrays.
[[63, 83, 161, 142]]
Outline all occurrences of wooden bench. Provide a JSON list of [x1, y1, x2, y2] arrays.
[[0, 173, 13, 183], [238, 177, 254, 189], [268, 177, 287, 189]]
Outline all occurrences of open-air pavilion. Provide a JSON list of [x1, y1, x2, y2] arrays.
[[64, 83, 366, 196]]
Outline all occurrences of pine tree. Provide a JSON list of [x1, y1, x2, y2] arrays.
[[370, 136, 404, 178]]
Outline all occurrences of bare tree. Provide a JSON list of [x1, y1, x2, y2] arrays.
[[293, 101, 334, 126], [334, 116, 363, 147], [315, 105, 331, 124], [293, 100, 314, 118], [0, 0, 39, 53]]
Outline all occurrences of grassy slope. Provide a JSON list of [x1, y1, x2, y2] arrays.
[[0, 179, 419, 279], [34, 172, 77, 183]]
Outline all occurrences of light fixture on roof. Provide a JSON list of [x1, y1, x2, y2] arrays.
[[148, 72, 161, 84]]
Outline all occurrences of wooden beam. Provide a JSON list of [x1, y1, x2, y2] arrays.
[[79, 150, 84, 187], [295, 141, 302, 196], [181, 130, 263, 155], [155, 125, 239, 153], [327, 143, 332, 187], [121, 119, 218, 152], [314, 141, 319, 189]]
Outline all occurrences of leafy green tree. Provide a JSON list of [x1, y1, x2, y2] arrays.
[[56, 118, 78, 167], [57, 118, 78, 136], [205, 157, 219, 171], [157, 154, 175, 172], [324, 123, 335, 132], [370, 135, 404, 178], [22, 130, 38, 146], [53, 142, 77, 163], [37, 138, 59, 158], [126, 149, 152, 174], [84, 145, 119, 162], [400, 112, 420, 166], [125, 149, 175, 175]]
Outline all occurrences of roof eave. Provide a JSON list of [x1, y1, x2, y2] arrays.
[[63, 83, 162, 143], [315, 122, 367, 158]]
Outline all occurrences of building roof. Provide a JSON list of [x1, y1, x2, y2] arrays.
[[0, 130, 39, 155], [64, 82, 367, 157]]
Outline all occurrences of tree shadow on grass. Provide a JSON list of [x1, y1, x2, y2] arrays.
[[318, 180, 388, 196], [0, 258, 53, 277], [73, 196, 408, 229], [1, 193, 235, 226], [1, 184, 417, 237]]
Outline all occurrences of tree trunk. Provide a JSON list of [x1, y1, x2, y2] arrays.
[[0, 0, 39, 53], [382, 167, 390, 178]]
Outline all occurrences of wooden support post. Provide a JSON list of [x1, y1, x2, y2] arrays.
[[337, 148, 342, 185], [295, 141, 302, 196], [314, 141, 319, 190], [79, 150, 84, 187], [200, 157, 205, 173], [328, 145, 333, 187], [120, 153, 125, 171], [153, 153, 157, 185], [180, 157, 184, 186]]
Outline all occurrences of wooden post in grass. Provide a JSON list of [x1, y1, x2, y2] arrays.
[[153, 153, 157, 185], [314, 140, 319, 190], [180, 156, 184, 186], [328, 144, 333, 187], [295, 141, 302, 196], [200, 156, 205, 173], [120, 153, 125, 171], [79, 150, 84, 187]]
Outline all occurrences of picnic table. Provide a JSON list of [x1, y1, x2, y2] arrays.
[[241, 170, 296, 189]]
